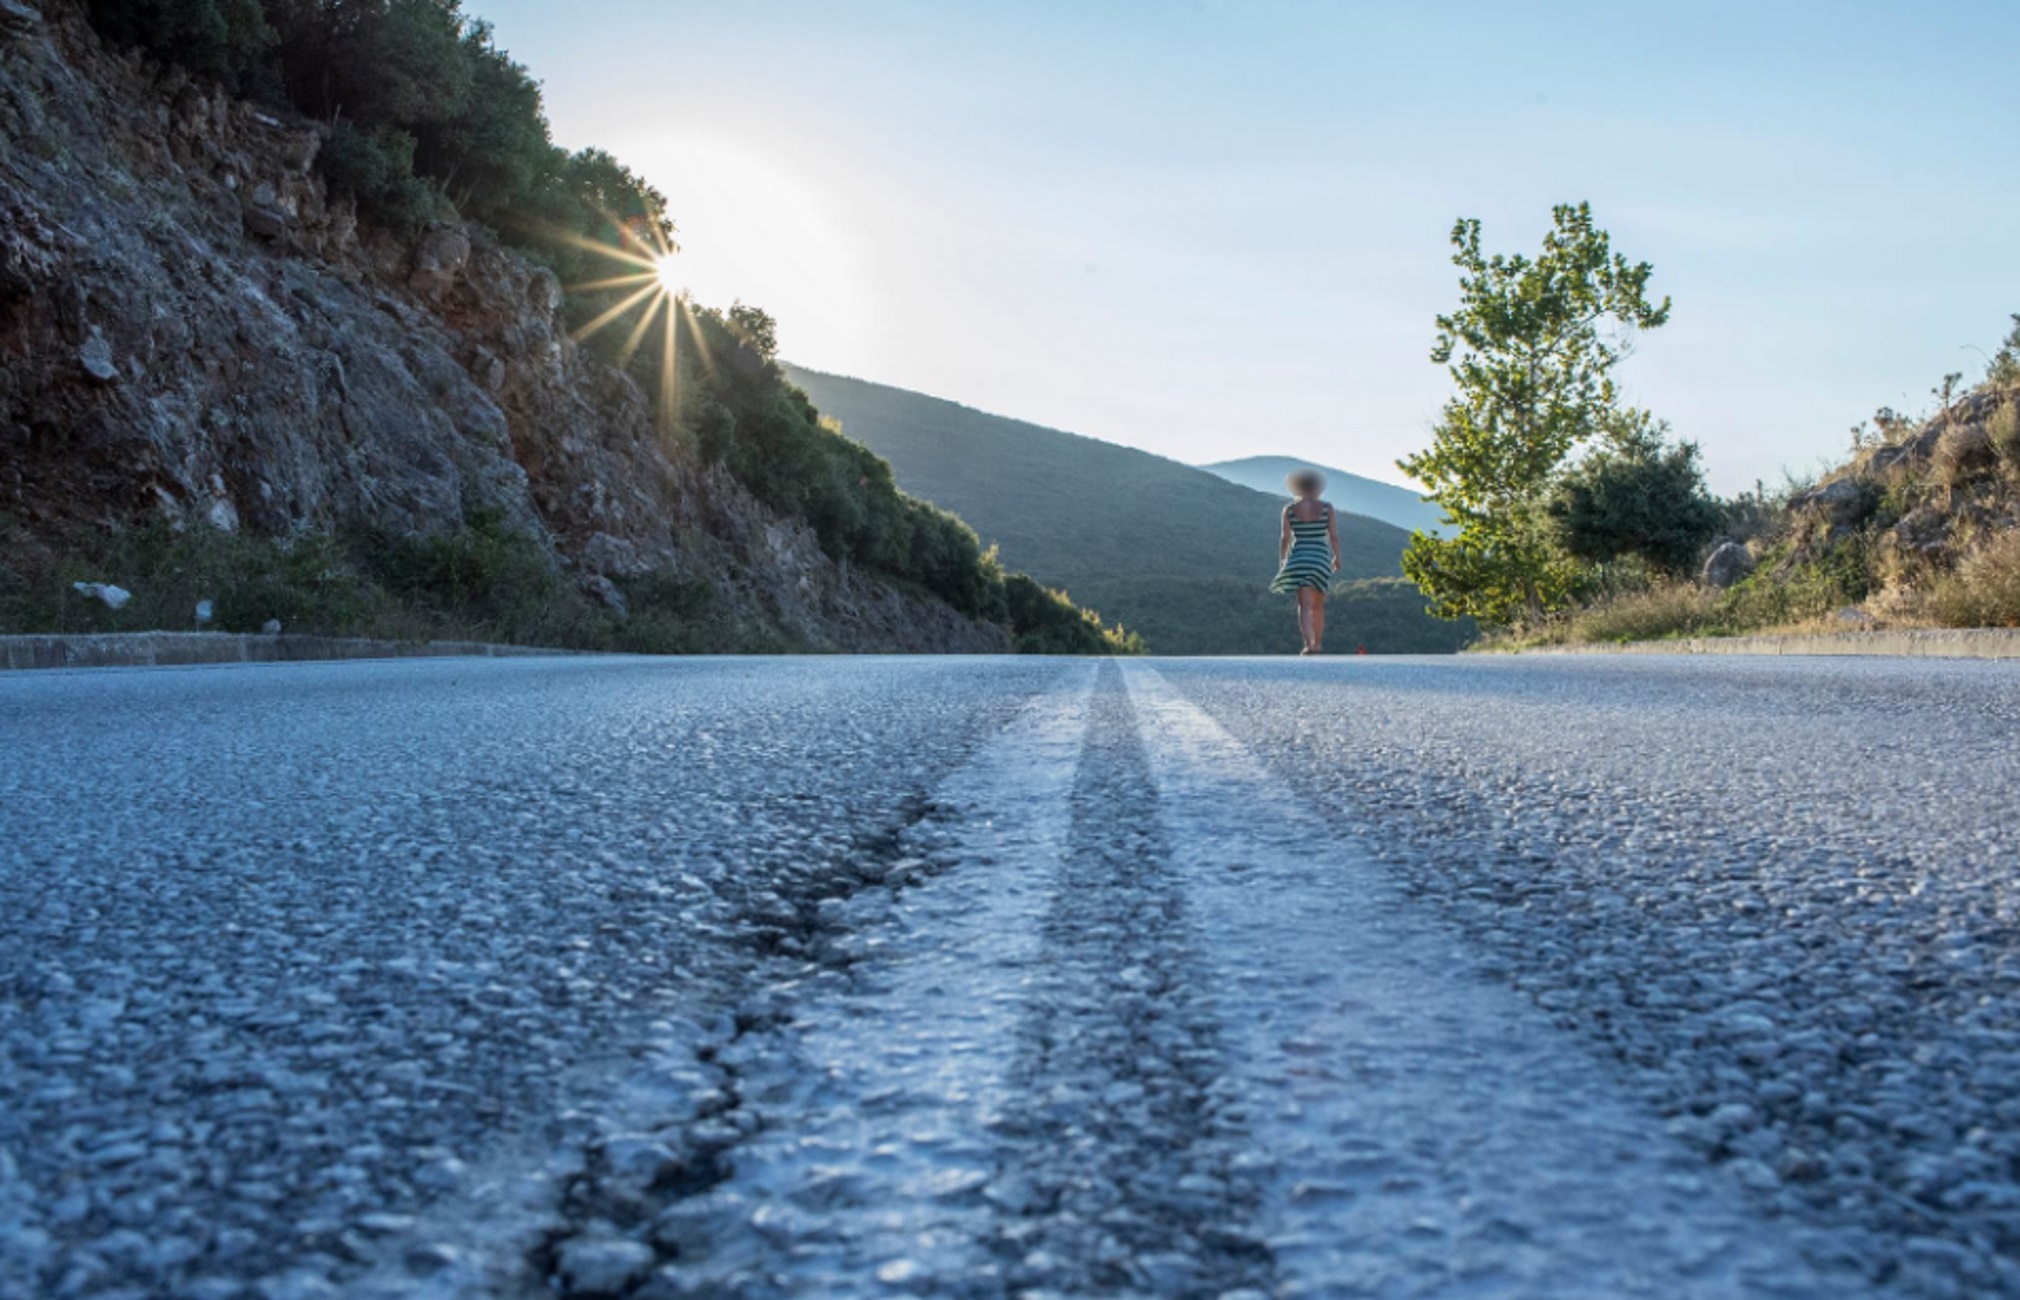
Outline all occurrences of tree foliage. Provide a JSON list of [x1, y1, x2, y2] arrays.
[[88, 0, 674, 246], [1548, 413, 1721, 575], [1399, 203, 1671, 625], [1003, 574, 1143, 655]]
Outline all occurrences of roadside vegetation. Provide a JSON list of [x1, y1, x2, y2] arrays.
[[73, 0, 1135, 653], [1397, 203, 2020, 648], [0, 509, 1143, 654], [1489, 338, 2020, 649]]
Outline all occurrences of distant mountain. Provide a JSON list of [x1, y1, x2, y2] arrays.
[[1201, 455, 1448, 537], [783, 366, 1474, 654]]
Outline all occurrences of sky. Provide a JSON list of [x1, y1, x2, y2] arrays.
[[469, 0, 2019, 494]]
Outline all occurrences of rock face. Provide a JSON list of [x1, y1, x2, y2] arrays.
[[0, 2, 1006, 653], [1701, 540, 1755, 590]]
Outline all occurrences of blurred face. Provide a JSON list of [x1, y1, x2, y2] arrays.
[[1291, 473, 1322, 498]]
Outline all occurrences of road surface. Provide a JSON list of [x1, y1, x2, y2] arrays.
[[3, 654, 2018, 1298]]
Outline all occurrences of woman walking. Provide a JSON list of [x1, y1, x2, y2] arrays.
[[1271, 469, 1340, 654]]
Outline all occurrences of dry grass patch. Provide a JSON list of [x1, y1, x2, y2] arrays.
[[1989, 401, 2020, 467], [1925, 529, 2020, 628]]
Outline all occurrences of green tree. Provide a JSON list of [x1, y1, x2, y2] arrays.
[[88, 0, 275, 90], [1547, 412, 1721, 575], [1399, 203, 1671, 624]]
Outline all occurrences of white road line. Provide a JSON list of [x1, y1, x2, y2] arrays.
[[1122, 662, 1859, 1299], [661, 664, 1099, 1296]]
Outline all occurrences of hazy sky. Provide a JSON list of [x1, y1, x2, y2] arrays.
[[470, 0, 2018, 493]]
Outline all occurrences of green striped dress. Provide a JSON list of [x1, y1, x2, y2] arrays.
[[1271, 502, 1334, 594]]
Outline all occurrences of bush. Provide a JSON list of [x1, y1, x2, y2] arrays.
[[317, 122, 439, 233], [669, 303, 1027, 624], [1720, 537, 1873, 629], [1988, 401, 2020, 468], [367, 508, 566, 639], [1931, 422, 1995, 490], [1925, 530, 2020, 628], [1003, 573, 1141, 655], [1548, 425, 1721, 574]]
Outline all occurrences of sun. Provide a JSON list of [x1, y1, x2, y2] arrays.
[[552, 216, 691, 430]]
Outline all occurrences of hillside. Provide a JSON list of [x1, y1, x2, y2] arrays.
[[1201, 455, 1448, 537], [0, 1, 1124, 656], [1499, 350, 2020, 648], [784, 367, 1475, 653]]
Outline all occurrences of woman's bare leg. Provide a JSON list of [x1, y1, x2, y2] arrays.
[[1310, 591, 1327, 652], [1297, 589, 1315, 652]]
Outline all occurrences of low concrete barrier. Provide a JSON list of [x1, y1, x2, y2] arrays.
[[1534, 628, 2020, 660], [0, 632, 576, 671]]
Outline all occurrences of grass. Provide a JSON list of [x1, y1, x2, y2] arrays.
[[1923, 529, 2020, 628], [1485, 540, 1880, 650]]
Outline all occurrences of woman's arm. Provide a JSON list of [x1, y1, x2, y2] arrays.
[[1328, 507, 1341, 571], [1279, 507, 1292, 563]]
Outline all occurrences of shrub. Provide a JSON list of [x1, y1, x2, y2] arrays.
[[1925, 531, 2020, 628], [1720, 537, 1874, 629], [1549, 427, 1722, 575], [1931, 422, 1995, 490], [1003, 573, 1141, 655], [367, 508, 566, 639], [1988, 401, 2020, 467], [317, 122, 440, 233]]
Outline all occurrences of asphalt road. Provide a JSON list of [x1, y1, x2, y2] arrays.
[[2, 654, 2017, 1298]]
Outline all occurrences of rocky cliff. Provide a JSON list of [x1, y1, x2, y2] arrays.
[[0, 0, 1008, 652]]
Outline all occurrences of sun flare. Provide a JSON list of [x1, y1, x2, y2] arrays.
[[655, 255, 683, 295]]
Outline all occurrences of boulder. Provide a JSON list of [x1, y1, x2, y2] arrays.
[[1788, 477, 1869, 523], [409, 225, 472, 299], [1702, 541, 1754, 590], [78, 329, 118, 383], [1891, 506, 1950, 555], [241, 201, 290, 242]]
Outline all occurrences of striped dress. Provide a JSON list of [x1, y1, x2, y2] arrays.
[[1271, 502, 1335, 595]]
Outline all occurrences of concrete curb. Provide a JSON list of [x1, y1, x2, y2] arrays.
[[1528, 628, 2020, 660], [0, 631, 578, 671]]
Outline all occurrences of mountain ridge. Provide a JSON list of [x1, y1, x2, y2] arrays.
[[783, 365, 1475, 654]]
